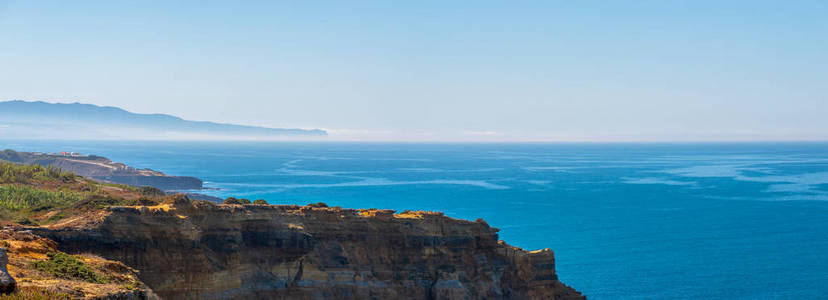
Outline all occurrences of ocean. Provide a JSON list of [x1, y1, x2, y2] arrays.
[[4, 141, 828, 299]]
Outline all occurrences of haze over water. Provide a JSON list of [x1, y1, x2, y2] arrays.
[[5, 141, 828, 299]]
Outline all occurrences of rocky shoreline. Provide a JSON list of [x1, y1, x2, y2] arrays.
[[0, 150, 202, 190]]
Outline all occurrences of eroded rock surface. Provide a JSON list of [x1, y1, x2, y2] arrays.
[[37, 202, 584, 299]]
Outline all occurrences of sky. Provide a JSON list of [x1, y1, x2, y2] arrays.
[[0, 1, 826, 141]]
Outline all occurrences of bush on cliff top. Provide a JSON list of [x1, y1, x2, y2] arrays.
[[0, 185, 84, 211], [33, 252, 108, 284], [0, 161, 75, 184], [308, 202, 328, 208], [163, 194, 191, 205], [122, 197, 160, 206], [0, 159, 175, 225], [223, 197, 251, 205], [253, 199, 268, 205], [138, 186, 165, 196]]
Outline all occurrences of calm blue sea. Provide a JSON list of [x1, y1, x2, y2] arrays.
[[4, 141, 828, 299]]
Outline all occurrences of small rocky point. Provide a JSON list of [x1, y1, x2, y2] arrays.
[[0, 227, 156, 299]]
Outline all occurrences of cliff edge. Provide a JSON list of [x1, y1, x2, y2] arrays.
[[35, 200, 584, 299]]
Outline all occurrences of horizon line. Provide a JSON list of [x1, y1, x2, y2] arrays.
[[3, 138, 828, 144]]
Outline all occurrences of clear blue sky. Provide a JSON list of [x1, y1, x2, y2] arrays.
[[1, 1, 826, 141]]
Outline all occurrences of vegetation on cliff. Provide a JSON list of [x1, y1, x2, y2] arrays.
[[1, 149, 203, 191], [0, 228, 147, 299], [0, 186, 84, 212], [0, 161, 76, 185], [33, 252, 108, 284], [222, 197, 251, 204], [0, 161, 170, 227]]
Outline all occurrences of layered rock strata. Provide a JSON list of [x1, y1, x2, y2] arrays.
[[36, 202, 584, 299]]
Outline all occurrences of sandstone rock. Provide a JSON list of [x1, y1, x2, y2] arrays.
[[36, 206, 584, 299]]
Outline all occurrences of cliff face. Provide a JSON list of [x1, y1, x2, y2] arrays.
[[36, 201, 583, 300]]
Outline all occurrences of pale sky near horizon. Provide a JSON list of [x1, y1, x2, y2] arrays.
[[1, 1, 826, 141]]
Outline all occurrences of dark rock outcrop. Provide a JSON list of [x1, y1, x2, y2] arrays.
[[0, 248, 16, 294]]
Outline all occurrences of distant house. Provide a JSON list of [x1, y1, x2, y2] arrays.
[[56, 151, 83, 157]]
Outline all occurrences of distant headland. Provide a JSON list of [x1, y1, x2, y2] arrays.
[[0, 149, 203, 191], [0, 100, 326, 140]]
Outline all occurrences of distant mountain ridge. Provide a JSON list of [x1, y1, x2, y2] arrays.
[[0, 100, 326, 140]]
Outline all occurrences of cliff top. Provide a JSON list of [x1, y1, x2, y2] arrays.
[[0, 158, 499, 236]]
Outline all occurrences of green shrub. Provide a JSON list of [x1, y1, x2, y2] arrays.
[[223, 197, 242, 204], [238, 198, 251, 204], [33, 252, 108, 284], [46, 212, 67, 223], [0, 185, 84, 211], [163, 194, 191, 205], [138, 186, 165, 196], [16, 217, 37, 226], [76, 194, 121, 209], [253, 199, 268, 205], [0, 161, 75, 184], [122, 197, 160, 206], [308, 202, 328, 208]]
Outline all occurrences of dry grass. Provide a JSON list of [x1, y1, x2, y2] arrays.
[[0, 286, 71, 300], [0, 229, 144, 299]]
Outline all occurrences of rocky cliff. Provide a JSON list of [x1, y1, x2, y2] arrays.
[[0, 150, 202, 190], [35, 200, 584, 299]]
